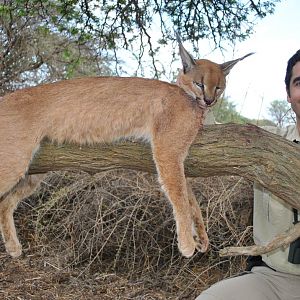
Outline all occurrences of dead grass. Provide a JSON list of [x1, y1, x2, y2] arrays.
[[1, 170, 253, 299]]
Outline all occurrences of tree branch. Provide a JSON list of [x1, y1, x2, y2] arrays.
[[219, 222, 300, 257], [29, 124, 300, 211]]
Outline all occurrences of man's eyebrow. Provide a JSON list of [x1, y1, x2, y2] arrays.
[[292, 76, 300, 84]]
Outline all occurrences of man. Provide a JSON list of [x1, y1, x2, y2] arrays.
[[196, 50, 300, 300]]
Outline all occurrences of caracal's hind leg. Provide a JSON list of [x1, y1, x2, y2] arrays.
[[0, 174, 45, 257], [186, 179, 209, 252]]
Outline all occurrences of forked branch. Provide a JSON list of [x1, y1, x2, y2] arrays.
[[219, 222, 300, 257]]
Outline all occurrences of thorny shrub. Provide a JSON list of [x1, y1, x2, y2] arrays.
[[13, 170, 253, 294]]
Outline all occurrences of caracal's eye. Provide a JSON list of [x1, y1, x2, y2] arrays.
[[216, 86, 221, 91], [194, 81, 204, 89]]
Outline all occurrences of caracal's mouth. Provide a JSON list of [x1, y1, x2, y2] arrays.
[[196, 97, 216, 109]]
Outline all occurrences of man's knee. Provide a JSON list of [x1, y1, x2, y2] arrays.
[[196, 284, 228, 300], [195, 273, 253, 300], [196, 294, 217, 300], [196, 290, 221, 300]]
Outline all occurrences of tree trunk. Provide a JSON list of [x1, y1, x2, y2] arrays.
[[29, 124, 300, 209]]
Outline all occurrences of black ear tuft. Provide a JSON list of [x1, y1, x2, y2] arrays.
[[220, 52, 254, 76], [175, 31, 196, 74]]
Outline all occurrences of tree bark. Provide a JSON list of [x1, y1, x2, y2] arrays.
[[29, 124, 300, 209]]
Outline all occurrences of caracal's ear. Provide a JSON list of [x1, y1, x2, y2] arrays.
[[175, 31, 196, 74], [220, 52, 255, 76]]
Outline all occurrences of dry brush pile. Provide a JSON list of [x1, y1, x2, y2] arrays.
[[4, 170, 254, 298]]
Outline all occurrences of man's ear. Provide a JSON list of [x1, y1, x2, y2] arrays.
[[220, 52, 254, 76], [285, 87, 291, 103], [175, 31, 196, 74], [287, 88, 291, 103]]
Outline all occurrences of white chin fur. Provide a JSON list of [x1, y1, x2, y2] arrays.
[[184, 90, 208, 109], [198, 99, 207, 109]]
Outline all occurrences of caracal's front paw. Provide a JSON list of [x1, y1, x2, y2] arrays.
[[178, 235, 196, 258], [192, 222, 209, 253], [5, 240, 22, 258]]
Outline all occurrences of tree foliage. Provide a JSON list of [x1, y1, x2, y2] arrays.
[[268, 99, 296, 127], [212, 97, 247, 123], [0, 0, 280, 86], [212, 97, 275, 126], [0, 0, 113, 95]]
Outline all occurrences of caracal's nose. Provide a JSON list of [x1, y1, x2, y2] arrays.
[[204, 98, 214, 106]]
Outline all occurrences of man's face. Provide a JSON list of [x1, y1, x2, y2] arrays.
[[287, 61, 300, 121]]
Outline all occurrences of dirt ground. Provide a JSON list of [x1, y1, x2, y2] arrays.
[[0, 250, 215, 300]]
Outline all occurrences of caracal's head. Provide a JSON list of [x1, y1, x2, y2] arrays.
[[175, 33, 254, 109]]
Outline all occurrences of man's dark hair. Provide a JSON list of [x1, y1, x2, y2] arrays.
[[285, 50, 300, 96]]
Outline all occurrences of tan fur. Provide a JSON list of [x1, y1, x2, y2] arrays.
[[0, 38, 252, 258]]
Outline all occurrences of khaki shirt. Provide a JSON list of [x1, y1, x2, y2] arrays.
[[253, 124, 300, 274]]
